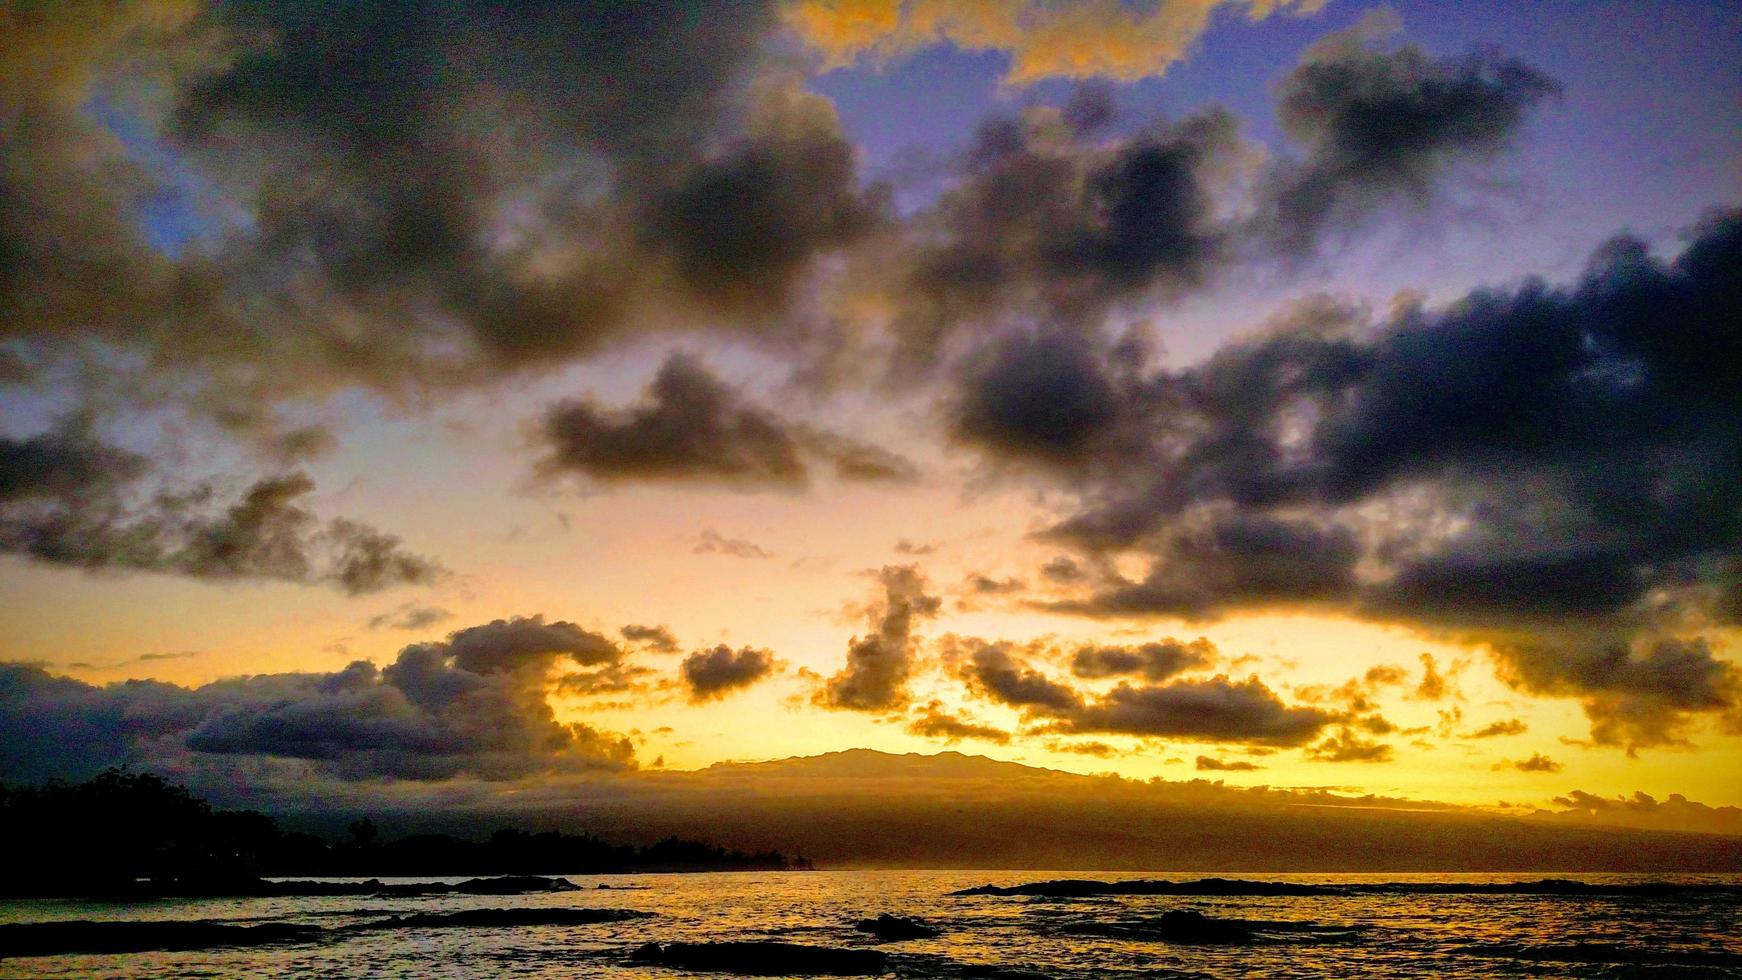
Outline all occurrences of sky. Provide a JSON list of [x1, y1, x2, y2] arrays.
[[1, 0, 1740, 836]]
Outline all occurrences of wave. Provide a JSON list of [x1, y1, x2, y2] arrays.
[[953, 877, 1742, 898], [0, 907, 649, 959]]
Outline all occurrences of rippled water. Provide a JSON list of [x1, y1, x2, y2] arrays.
[[4, 871, 1740, 978]]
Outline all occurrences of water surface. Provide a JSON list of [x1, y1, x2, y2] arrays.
[[4, 870, 1738, 977]]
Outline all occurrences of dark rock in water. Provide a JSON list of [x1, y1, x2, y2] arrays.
[[351, 907, 649, 931], [854, 913, 941, 940], [630, 940, 888, 975], [0, 920, 321, 958], [448, 875, 581, 895], [344, 875, 581, 898]]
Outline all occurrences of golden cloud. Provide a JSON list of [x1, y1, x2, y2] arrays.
[[785, 0, 1327, 83]]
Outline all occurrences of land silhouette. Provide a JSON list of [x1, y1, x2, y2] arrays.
[[0, 769, 806, 899]]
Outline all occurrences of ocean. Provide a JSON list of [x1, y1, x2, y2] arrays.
[[3, 871, 1739, 978]]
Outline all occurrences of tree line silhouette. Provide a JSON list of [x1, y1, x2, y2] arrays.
[[0, 769, 810, 897]]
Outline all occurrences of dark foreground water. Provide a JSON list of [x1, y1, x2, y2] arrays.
[[3, 871, 1740, 978]]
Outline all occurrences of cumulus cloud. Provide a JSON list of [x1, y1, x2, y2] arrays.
[[785, 0, 1327, 84], [621, 624, 681, 655], [1070, 638, 1216, 681], [368, 603, 454, 631], [693, 529, 775, 560], [958, 641, 1330, 745], [905, 700, 1011, 744], [964, 573, 1026, 595], [2, 2, 890, 443], [961, 643, 1084, 713], [0, 423, 442, 594], [681, 645, 778, 701], [1307, 728, 1393, 763], [536, 355, 913, 490], [0, 615, 637, 784], [1061, 675, 1333, 744], [1505, 753, 1562, 773], [1253, 8, 1561, 255], [819, 566, 941, 711], [1000, 210, 1742, 750], [1196, 755, 1261, 771], [886, 110, 1241, 374], [1466, 718, 1527, 739]]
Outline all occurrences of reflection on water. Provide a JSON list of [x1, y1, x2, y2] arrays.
[[3, 870, 1740, 978]]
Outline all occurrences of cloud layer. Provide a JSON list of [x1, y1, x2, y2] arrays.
[[0, 616, 635, 784], [1, 423, 442, 594]]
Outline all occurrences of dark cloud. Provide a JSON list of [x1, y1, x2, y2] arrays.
[[2, 1, 903, 457], [1412, 653, 1457, 701], [0, 615, 638, 784], [997, 210, 1742, 750], [819, 566, 941, 711], [893, 539, 936, 556], [881, 108, 1239, 373], [440, 615, 623, 674], [681, 645, 777, 701], [1044, 739, 1119, 757], [964, 573, 1026, 595], [904, 701, 1011, 745], [368, 604, 454, 631], [1070, 638, 1216, 682], [961, 644, 1084, 714], [1040, 556, 1087, 584], [1497, 637, 1738, 752], [536, 355, 913, 490], [1466, 718, 1527, 739], [1253, 9, 1560, 256], [537, 355, 807, 488], [641, 85, 888, 317], [1059, 676, 1334, 745], [1196, 755, 1262, 772], [693, 529, 774, 560], [957, 642, 1331, 746], [1054, 512, 1362, 619], [1307, 728, 1394, 763], [1506, 753, 1561, 773], [0, 423, 442, 594], [952, 332, 1126, 465], [553, 663, 656, 698], [621, 624, 681, 655]]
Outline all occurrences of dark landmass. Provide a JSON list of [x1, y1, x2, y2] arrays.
[[358, 751, 1740, 872], [0, 907, 650, 958], [854, 913, 941, 940], [0, 770, 808, 898], [629, 941, 888, 976], [955, 877, 1742, 898]]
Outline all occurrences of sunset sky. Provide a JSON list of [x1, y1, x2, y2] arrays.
[[2, 0, 1739, 827]]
